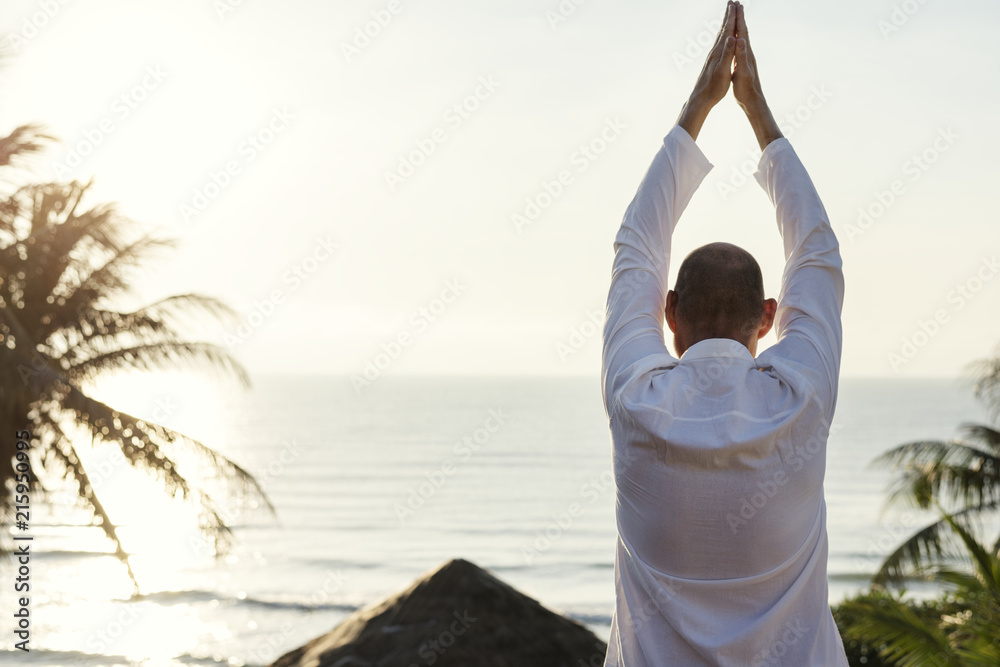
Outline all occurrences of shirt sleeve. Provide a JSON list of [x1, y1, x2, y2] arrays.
[[601, 124, 713, 414], [753, 139, 845, 414]]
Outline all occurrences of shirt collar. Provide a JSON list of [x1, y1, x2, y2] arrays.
[[679, 337, 756, 363]]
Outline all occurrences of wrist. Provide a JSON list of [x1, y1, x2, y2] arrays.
[[676, 95, 713, 142], [687, 91, 717, 115], [742, 100, 783, 151], [738, 93, 769, 120]]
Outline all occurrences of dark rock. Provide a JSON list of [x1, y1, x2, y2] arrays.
[[269, 558, 607, 667]]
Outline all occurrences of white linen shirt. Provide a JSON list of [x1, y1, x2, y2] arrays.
[[601, 125, 849, 667]]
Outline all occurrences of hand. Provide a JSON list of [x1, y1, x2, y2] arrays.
[[730, 3, 783, 150], [677, 1, 738, 141], [692, 1, 738, 107], [732, 3, 764, 110]]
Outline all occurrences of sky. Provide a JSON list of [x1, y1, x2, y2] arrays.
[[0, 0, 997, 380]]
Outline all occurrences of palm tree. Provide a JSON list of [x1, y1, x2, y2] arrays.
[[836, 513, 1000, 666], [0, 124, 272, 591], [871, 351, 1000, 586]]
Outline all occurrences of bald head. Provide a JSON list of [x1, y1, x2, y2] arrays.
[[666, 242, 774, 356]]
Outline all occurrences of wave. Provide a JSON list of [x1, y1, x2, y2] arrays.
[[0, 648, 232, 667], [134, 588, 359, 613], [28, 549, 115, 560], [489, 560, 613, 573], [566, 611, 614, 626]]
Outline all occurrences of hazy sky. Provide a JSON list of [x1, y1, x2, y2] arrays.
[[1, 0, 997, 381]]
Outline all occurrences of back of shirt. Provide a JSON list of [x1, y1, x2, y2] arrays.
[[601, 126, 848, 666]]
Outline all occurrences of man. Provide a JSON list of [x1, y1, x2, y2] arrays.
[[601, 2, 849, 665]]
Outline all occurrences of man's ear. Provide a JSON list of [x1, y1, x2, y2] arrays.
[[665, 290, 678, 333], [756, 298, 778, 340]]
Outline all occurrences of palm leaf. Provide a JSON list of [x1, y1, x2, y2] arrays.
[[837, 595, 961, 667], [65, 341, 250, 387], [938, 513, 1000, 601], [874, 438, 1000, 513], [0, 124, 52, 170], [50, 295, 242, 365], [968, 345, 1000, 420], [872, 505, 997, 587]]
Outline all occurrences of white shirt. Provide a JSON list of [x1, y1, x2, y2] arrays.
[[601, 125, 849, 667]]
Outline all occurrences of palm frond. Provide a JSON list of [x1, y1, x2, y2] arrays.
[[49, 294, 242, 364], [0, 146, 272, 586], [968, 345, 1000, 420], [65, 341, 250, 388], [0, 124, 52, 169], [53, 380, 271, 514], [959, 423, 1000, 455], [872, 506, 996, 587], [939, 513, 1000, 601], [43, 421, 140, 592], [837, 594, 961, 667], [56, 234, 178, 310], [873, 438, 1000, 513]]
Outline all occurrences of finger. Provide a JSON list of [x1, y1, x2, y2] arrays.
[[710, 2, 736, 57], [736, 2, 747, 40], [722, 35, 737, 66], [717, 2, 734, 38], [724, 1, 738, 39], [719, 34, 737, 78], [735, 38, 749, 67], [735, 38, 754, 79], [735, 4, 757, 68], [710, 34, 736, 83]]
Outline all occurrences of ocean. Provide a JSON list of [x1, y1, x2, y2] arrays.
[[0, 374, 987, 666]]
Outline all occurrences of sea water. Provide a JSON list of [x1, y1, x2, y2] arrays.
[[0, 375, 985, 666]]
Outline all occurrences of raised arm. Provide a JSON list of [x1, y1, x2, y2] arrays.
[[737, 4, 845, 410], [601, 3, 737, 411]]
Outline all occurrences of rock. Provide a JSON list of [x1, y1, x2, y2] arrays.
[[269, 558, 607, 667]]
